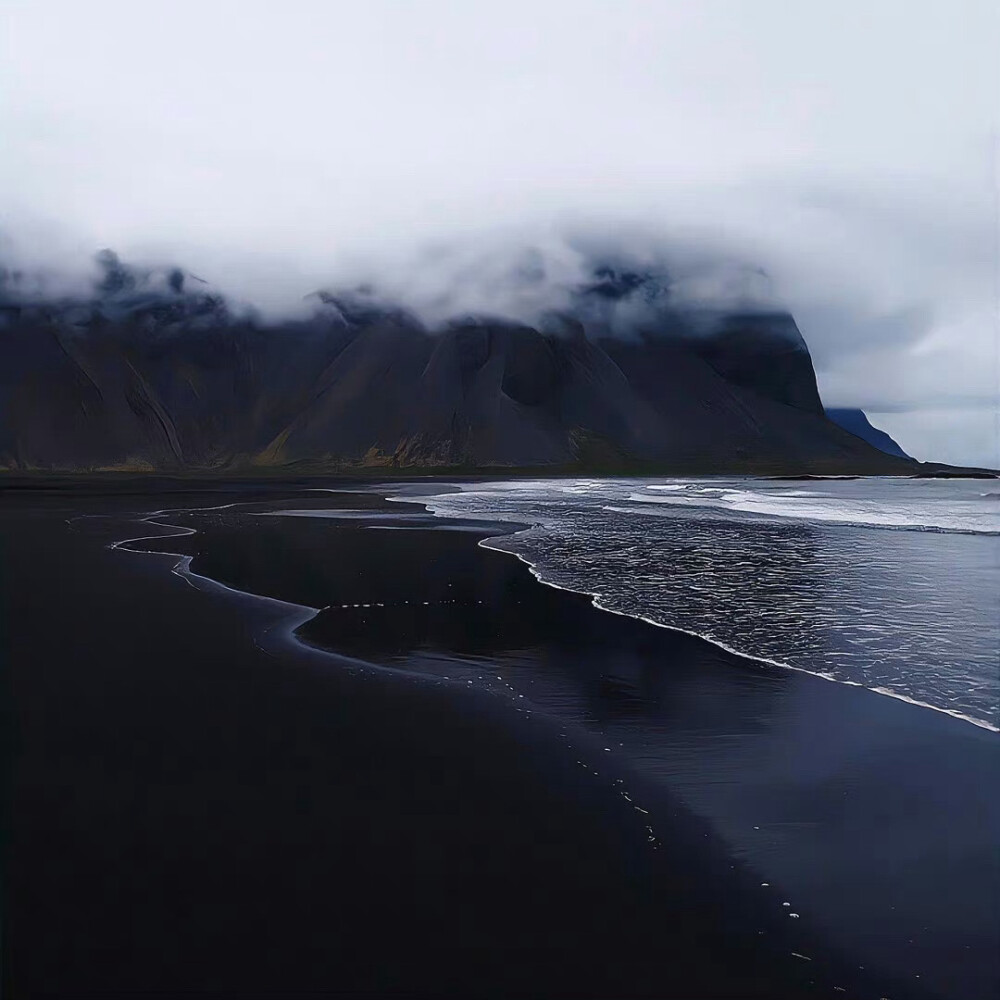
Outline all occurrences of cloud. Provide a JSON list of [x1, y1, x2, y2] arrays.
[[1, 0, 996, 464]]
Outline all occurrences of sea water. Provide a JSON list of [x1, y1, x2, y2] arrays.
[[407, 477, 1000, 732]]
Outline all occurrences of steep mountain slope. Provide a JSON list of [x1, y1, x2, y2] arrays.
[[0, 255, 916, 474], [825, 408, 911, 459]]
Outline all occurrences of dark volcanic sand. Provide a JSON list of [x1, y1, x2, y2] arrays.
[[3, 482, 996, 999]]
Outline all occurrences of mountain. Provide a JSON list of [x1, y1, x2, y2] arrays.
[[0, 253, 918, 475], [824, 409, 910, 459]]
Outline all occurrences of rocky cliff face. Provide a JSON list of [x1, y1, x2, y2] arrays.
[[0, 254, 915, 474]]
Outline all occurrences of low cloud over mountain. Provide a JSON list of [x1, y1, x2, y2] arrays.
[[1, 248, 919, 474]]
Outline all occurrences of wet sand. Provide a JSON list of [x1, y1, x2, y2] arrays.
[[3, 481, 996, 998]]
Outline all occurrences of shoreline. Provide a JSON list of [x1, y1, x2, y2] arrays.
[[7, 482, 998, 998], [383, 488, 1000, 733], [117, 489, 998, 734], [116, 489, 998, 993]]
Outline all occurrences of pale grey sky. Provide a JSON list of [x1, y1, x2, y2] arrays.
[[2, 0, 997, 465]]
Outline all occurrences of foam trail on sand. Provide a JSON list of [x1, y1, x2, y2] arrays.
[[474, 529, 1000, 734], [95, 498, 532, 692]]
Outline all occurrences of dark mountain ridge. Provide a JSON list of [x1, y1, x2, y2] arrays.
[[0, 252, 919, 474]]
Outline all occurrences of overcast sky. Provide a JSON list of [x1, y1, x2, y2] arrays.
[[2, 0, 997, 465]]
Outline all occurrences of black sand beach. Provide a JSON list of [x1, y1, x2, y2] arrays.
[[3, 481, 997, 999]]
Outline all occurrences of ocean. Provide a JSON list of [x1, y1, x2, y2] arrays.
[[403, 476, 1000, 732]]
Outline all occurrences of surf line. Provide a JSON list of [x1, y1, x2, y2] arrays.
[[395, 489, 1000, 735]]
